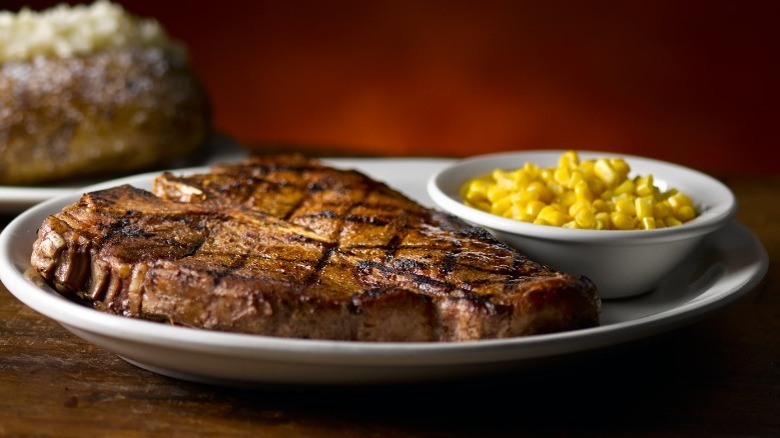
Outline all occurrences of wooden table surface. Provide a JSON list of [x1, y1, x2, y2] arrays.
[[0, 171, 777, 437]]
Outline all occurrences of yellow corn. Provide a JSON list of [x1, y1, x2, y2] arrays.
[[525, 200, 546, 219], [558, 150, 580, 169], [594, 159, 618, 187], [610, 158, 630, 181], [568, 198, 591, 217], [635, 197, 654, 219], [613, 195, 636, 216], [635, 175, 655, 197], [490, 197, 512, 216], [574, 208, 596, 229], [665, 217, 683, 227], [595, 212, 611, 230], [486, 184, 509, 203], [668, 191, 693, 209], [460, 150, 698, 230], [559, 190, 577, 209], [676, 205, 696, 222], [536, 205, 567, 226], [614, 179, 635, 196], [573, 180, 592, 201], [525, 181, 554, 203], [554, 166, 570, 186], [592, 199, 608, 212], [611, 211, 635, 230], [462, 179, 488, 201], [654, 201, 672, 219]]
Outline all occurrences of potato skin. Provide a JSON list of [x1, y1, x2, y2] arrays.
[[0, 47, 211, 185]]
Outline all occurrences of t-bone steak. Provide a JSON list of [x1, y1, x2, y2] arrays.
[[31, 155, 600, 341]]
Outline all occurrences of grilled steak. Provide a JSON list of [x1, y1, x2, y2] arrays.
[[31, 155, 600, 342]]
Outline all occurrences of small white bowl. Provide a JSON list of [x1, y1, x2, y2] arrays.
[[427, 150, 737, 299]]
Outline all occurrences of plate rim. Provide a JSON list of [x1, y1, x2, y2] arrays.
[[0, 158, 769, 375]]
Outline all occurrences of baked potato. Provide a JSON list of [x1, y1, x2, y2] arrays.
[[0, 2, 211, 185]]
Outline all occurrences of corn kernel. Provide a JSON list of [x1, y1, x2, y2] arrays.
[[575, 208, 596, 229], [486, 184, 509, 203], [635, 197, 654, 219], [614, 179, 635, 196], [574, 180, 592, 201], [592, 199, 608, 212], [569, 170, 584, 187], [465, 200, 491, 211], [611, 211, 635, 230], [595, 212, 610, 230], [558, 150, 580, 169], [594, 159, 618, 187], [492, 169, 509, 182], [490, 197, 512, 216], [676, 205, 696, 222], [579, 160, 595, 175], [569, 198, 591, 216], [509, 204, 525, 220], [554, 166, 570, 186], [654, 201, 672, 219], [537, 205, 567, 226], [614, 196, 636, 216], [560, 190, 577, 208], [610, 158, 630, 181], [525, 200, 546, 219], [587, 177, 606, 197], [511, 170, 532, 187], [462, 179, 490, 201], [635, 175, 655, 197], [523, 161, 540, 177], [665, 217, 683, 227], [668, 191, 693, 209], [546, 181, 565, 196], [525, 181, 553, 203], [518, 189, 540, 203]]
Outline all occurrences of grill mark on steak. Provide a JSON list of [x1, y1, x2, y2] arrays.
[[31, 155, 601, 341], [440, 238, 461, 276], [302, 209, 340, 219], [356, 259, 454, 294], [223, 177, 264, 205], [280, 182, 310, 222], [303, 245, 337, 289], [343, 213, 391, 226], [113, 220, 151, 240]]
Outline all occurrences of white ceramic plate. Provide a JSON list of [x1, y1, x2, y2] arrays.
[[0, 159, 768, 386], [0, 132, 248, 214]]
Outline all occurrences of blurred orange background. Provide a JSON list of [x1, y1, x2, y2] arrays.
[[7, 1, 780, 174]]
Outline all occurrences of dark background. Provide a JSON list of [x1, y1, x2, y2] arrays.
[[6, 0, 779, 174]]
